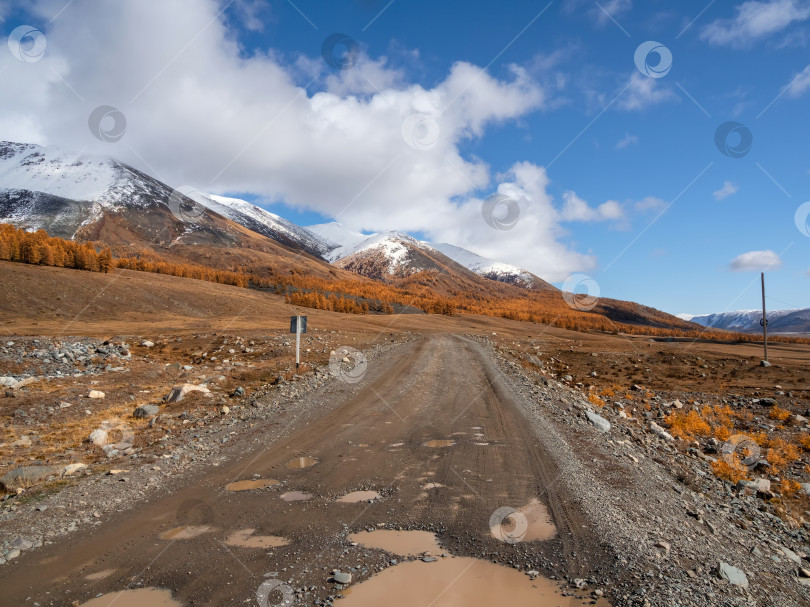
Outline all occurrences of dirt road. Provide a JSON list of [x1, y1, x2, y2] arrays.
[[0, 334, 616, 605]]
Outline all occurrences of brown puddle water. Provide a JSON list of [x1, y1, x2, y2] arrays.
[[423, 440, 455, 448], [348, 530, 443, 557], [286, 456, 318, 469], [490, 498, 556, 543], [78, 588, 180, 607], [159, 525, 212, 540], [337, 491, 381, 503], [280, 490, 314, 502], [339, 558, 610, 607], [225, 528, 290, 549], [225, 478, 279, 491]]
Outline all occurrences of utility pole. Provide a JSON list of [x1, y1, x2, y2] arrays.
[[761, 272, 768, 364]]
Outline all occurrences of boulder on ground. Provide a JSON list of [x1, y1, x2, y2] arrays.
[[88, 390, 105, 399], [133, 404, 160, 418], [717, 562, 748, 588], [89, 429, 108, 446], [165, 383, 211, 403], [0, 465, 62, 490], [585, 410, 610, 433]]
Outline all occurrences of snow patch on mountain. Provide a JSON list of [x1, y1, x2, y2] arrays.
[[307, 222, 373, 262], [683, 308, 810, 333], [428, 242, 539, 287]]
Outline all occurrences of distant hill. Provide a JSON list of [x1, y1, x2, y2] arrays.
[[680, 309, 810, 334]]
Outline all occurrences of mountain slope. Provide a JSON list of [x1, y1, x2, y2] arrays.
[[428, 242, 553, 290], [189, 193, 333, 258], [0, 141, 351, 280], [682, 309, 810, 334]]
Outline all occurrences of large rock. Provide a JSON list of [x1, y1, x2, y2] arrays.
[[165, 383, 211, 403], [0, 377, 18, 388], [650, 422, 674, 441], [133, 404, 160, 418], [0, 465, 62, 490], [88, 390, 105, 399], [61, 463, 87, 476], [717, 562, 748, 588], [585, 410, 610, 433], [88, 429, 108, 446]]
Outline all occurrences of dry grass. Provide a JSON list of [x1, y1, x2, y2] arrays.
[[711, 459, 749, 483]]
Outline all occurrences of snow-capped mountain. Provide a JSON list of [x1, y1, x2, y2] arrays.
[[680, 309, 810, 334], [308, 222, 553, 289], [428, 242, 552, 290], [188, 192, 332, 258]]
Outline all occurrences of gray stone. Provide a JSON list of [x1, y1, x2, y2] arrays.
[[760, 360, 771, 367], [717, 562, 748, 588], [780, 546, 801, 565], [332, 572, 352, 584], [133, 405, 160, 418], [650, 422, 674, 441], [89, 429, 108, 446], [0, 465, 62, 490], [141, 340, 155, 348], [5, 549, 20, 560], [10, 536, 32, 550], [165, 383, 210, 403], [585, 410, 610, 433]]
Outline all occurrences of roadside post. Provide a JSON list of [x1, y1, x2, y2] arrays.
[[760, 272, 768, 365], [290, 315, 307, 368]]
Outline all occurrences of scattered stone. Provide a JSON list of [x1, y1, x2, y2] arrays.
[[221, 406, 230, 415], [89, 429, 108, 446], [0, 465, 62, 490], [61, 463, 87, 476], [88, 390, 105, 399], [585, 410, 610, 433], [165, 383, 211, 403], [10, 536, 33, 550], [232, 387, 245, 398], [760, 360, 771, 367], [717, 562, 748, 588], [133, 404, 160, 418], [332, 572, 351, 585], [141, 340, 155, 348], [649, 422, 674, 441]]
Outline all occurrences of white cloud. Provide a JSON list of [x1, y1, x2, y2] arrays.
[[701, 0, 810, 47], [634, 196, 667, 212], [592, 0, 633, 26], [713, 181, 739, 200], [785, 64, 810, 97], [0, 0, 606, 282], [560, 191, 624, 222], [615, 132, 638, 149], [730, 250, 783, 271], [617, 72, 677, 111]]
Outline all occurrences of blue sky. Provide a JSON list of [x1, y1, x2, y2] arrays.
[[2, 0, 810, 315]]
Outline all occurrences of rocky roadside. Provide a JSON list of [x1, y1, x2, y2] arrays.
[[0, 334, 415, 567], [476, 334, 810, 607]]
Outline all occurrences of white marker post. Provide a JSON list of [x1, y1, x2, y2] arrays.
[[290, 315, 307, 369]]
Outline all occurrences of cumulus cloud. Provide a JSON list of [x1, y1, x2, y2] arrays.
[[701, 0, 810, 47], [560, 191, 624, 222], [615, 132, 638, 149], [785, 64, 810, 97], [729, 250, 783, 271], [0, 0, 626, 281], [713, 181, 739, 200], [617, 73, 677, 111]]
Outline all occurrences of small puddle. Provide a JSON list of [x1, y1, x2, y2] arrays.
[[423, 440, 455, 448], [159, 525, 212, 540], [225, 529, 290, 549], [337, 490, 381, 503], [78, 588, 180, 607], [85, 569, 115, 581], [490, 498, 556, 543], [280, 491, 314, 502], [348, 530, 443, 557], [286, 456, 318, 469], [340, 558, 609, 606], [225, 478, 279, 491]]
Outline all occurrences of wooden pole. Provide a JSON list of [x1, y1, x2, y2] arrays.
[[295, 315, 301, 369], [761, 272, 768, 363]]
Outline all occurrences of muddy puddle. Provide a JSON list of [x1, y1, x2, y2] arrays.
[[348, 529, 443, 556], [337, 490, 381, 503], [158, 525, 212, 540], [286, 456, 318, 469], [339, 557, 610, 606], [78, 588, 180, 606], [490, 498, 556, 543], [225, 478, 279, 491], [84, 569, 115, 581], [225, 529, 290, 549], [280, 490, 313, 502], [423, 440, 455, 448]]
